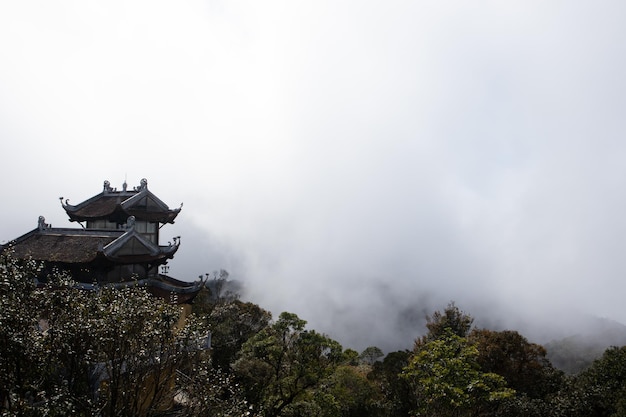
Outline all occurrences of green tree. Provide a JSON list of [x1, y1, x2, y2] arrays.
[[315, 364, 387, 417], [415, 302, 474, 349], [403, 329, 514, 417], [554, 346, 626, 417], [368, 350, 414, 416], [469, 329, 564, 400], [342, 349, 360, 366], [205, 300, 272, 370], [359, 346, 384, 365], [233, 312, 344, 417]]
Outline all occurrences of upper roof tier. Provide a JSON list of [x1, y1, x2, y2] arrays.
[[61, 178, 182, 224]]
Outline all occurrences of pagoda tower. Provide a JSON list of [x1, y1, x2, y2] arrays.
[[2, 178, 202, 304]]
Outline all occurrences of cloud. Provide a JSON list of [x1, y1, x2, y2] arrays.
[[2, 1, 626, 351]]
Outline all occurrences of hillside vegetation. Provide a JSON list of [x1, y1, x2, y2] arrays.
[[2, 252, 626, 417]]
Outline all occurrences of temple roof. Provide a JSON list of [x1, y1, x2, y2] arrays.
[[145, 275, 205, 303], [3, 216, 180, 265], [61, 178, 182, 224], [8, 228, 120, 263], [1, 178, 201, 304], [68, 275, 204, 304]]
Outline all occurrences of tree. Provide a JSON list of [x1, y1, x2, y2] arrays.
[[315, 365, 387, 417], [0, 251, 50, 413], [85, 286, 203, 417], [233, 312, 344, 417], [0, 250, 214, 416], [197, 269, 243, 304], [342, 349, 360, 366], [555, 346, 626, 417], [469, 329, 563, 400], [404, 329, 514, 417], [467, 329, 566, 417], [415, 302, 474, 349], [0, 253, 103, 415], [204, 300, 272, 370], [38, 282, 212, 417], [359, 346, 384, 365], [368, 350, 414, 416], [176, 362, 250, 417]]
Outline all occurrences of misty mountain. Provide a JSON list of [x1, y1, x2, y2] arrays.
[[544, 316, 626, 374], [387, 300, 626, 375]]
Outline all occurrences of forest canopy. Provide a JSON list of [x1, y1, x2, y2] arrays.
[[2, 251, 626, 417]]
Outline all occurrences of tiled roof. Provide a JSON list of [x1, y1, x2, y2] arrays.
[[66, 195, 122, 218], [69, 275, 205, 305], [62, 179, 181, 224], [7, 228, 122, 263], [147, 275, 205, 304], [4, 225, 179, 265]]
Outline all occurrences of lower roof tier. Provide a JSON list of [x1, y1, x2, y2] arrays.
[[3, 217, 179, 265], [61, 274, 204, 305]]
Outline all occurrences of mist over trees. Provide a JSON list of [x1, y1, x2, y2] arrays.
[[3, 251, 626, 416]]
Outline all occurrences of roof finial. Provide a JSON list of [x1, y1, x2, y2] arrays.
[[103, 180, 115, 193], [38, 216, 50, 230], [135, 178, 148, 192]]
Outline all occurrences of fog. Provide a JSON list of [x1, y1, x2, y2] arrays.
[[2, 1, 626, 352]]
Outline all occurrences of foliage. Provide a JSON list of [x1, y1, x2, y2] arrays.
[[342, 349, 360, 366], [555, 346, 626, 417], [359, 346, 384, 365], [233, 312, 344, 417], [0, 251, 215, 416], [204, 300, 272, 370], [494, 395, 553, 417], [415, 301, 474, 349], [197, 270, 243, 304], [5, 252, 626, 417], [175, 359, 250, 417], [85, 287, 209, 417], [314, 365, 387, 417], [469, 329, 564, 400], [0, 251, 48, 414], [369, 350, 414, 416], [404, 329, 514, 417]]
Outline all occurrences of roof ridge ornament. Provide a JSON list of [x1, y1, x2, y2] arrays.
[[126, 216, 136, 230], [103, 180, 116, 194], [38, 216, 50, 230], [134, 178, 148, 192]]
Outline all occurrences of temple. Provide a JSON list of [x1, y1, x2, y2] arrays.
[[1, 178, 203, 304]]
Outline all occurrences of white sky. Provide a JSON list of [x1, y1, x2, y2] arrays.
[[2, 1, 626, 350]]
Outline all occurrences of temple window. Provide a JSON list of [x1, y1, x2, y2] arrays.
[[134, 221, 158, 244], [88, 220, 119, 229]]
